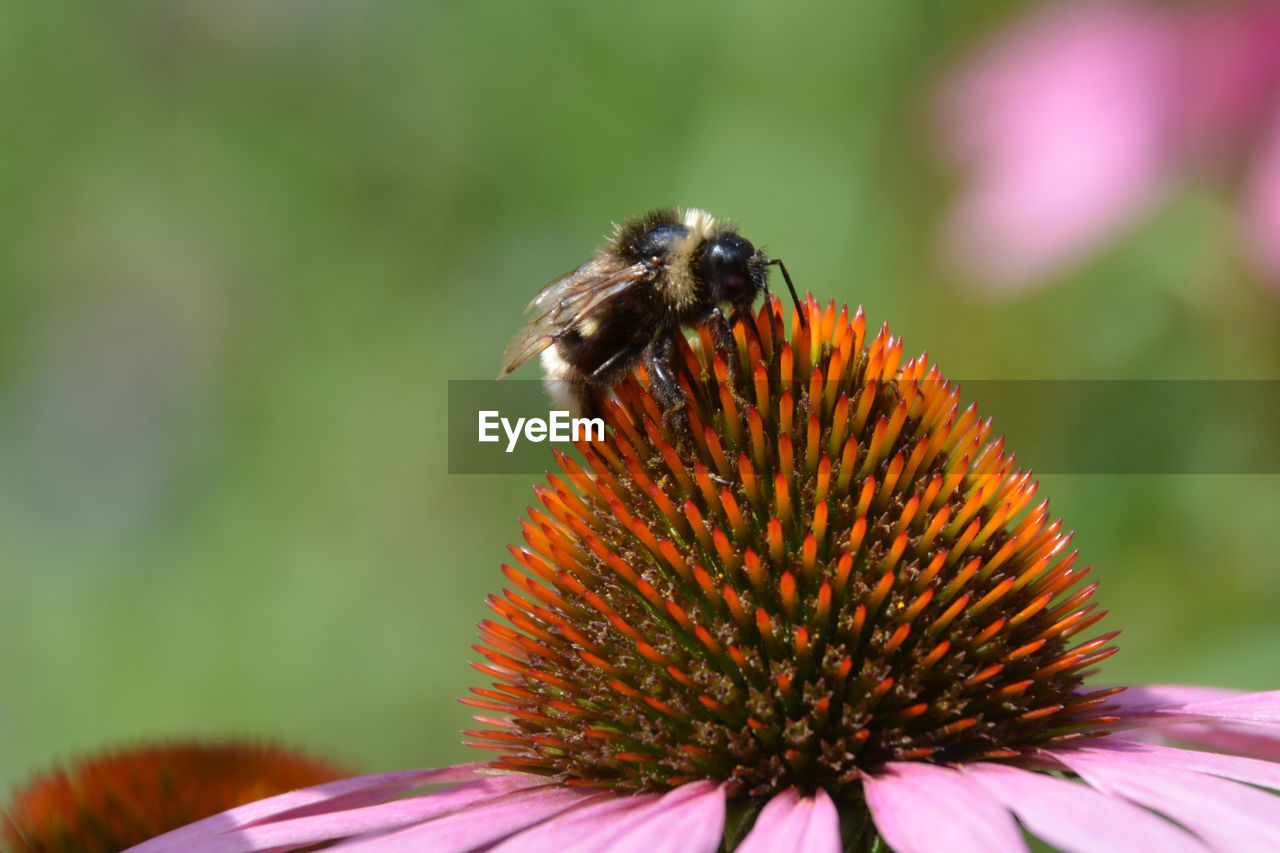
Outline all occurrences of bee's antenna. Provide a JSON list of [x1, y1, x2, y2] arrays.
[[766, 258, 806, 328]]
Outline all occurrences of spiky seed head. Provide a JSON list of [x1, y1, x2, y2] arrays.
[[466, 296, 1119, 798]]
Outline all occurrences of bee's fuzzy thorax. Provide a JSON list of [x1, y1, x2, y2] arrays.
[[680, 207, 719, 239], [605, 208, 682, 257], [659, 207, 720, 310], [682, 207, 750, 298]]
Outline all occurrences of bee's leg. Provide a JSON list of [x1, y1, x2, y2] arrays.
[[708, 306, 740, 388], [646, 334, 695, 451], [581, 341, 647, 420], [717, 306, 757, 412], [587, 346, 637, 385], [577, 382, 603, 422]]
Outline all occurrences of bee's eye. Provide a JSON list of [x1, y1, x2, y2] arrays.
[[700, 234, 758, 304]]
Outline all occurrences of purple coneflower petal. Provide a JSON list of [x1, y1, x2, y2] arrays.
[[1068, 738, 1280, 791], [735, 788, 840, 853], [1160, 688, 1280, 726], [1245, 98, 1280, 285], [1175, 1, 1280, 152], [560, 781, 725, 853], [487, 782, 726, 853], [1106, 684, 1280, 753], [960, 761, 1205, 852], [938, 1, 1179, 289], [325, 784, 603, 852], [481, 790, 661, 853], [1107, 685, 1280, 754], [125, 765, 494, 853], [1134, 722, 1280, 761], [1106, 683, 1243, 713], [863, 762, 1026, 852], [249, 780, 581, 853], [1051, 746, 1280, 850]]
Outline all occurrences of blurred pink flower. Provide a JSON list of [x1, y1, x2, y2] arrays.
[[124, 687, 1280, 852], [940, 0, 1280, 293]]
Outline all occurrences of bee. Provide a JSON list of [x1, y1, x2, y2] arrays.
[[499, 208, 803, 435]]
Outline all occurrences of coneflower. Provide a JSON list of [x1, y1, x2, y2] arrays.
[[1, 742, 349, 853], [129, 297, 1280, 851]]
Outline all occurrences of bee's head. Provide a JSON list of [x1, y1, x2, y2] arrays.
[[698, 232, 767, 308]]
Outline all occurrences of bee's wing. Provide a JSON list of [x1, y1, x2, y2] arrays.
[[499, 259, 650, 377]]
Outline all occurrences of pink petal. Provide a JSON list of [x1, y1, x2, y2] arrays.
[[939, 1, 1180, 290], [1172, 688, 1280, 726], [1107, 686, 1280, 753], [482, 791, 660, 853], [735, 788, 841, 853], [1105, 684, 1244, 714], [1129, 722, 1280, 761], [483, 782, 726, 853], [1174, 1, 1280, 153], [327, 784, 601, 852], [863, 762, 1027, 853], [225, 779, 569, 853], [1244, 102, 1280, 286], [125, 765, 499, 853], [567, 781, 725, 853], [961, 762, 1206, 852], [1051, 745, 1280, 850], [1068, 738, 1280, 791]]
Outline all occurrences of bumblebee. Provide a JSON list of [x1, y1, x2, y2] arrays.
[[499, 208, 802, 429]]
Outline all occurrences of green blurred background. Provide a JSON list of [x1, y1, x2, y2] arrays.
[[3, 1, 1279, 791]]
